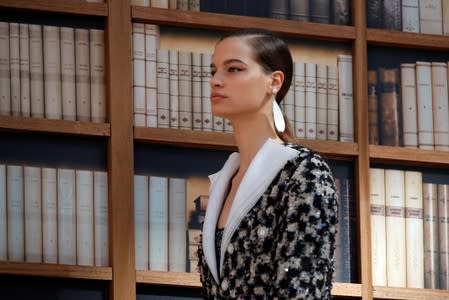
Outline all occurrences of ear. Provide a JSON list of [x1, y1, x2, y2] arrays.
[[270, 70, 284, 94]]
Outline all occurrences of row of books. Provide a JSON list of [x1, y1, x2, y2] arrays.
[[132, 23, 354, 141], [367, 0, 449, 35], [0, 164, 108, 267], [132, 0, 352, 26], [0, 22, 106, 123], [370, 168, 449, 290], [368, 61, 449, 150]]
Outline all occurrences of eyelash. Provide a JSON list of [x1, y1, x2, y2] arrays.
[[210, 67, 242, 76]]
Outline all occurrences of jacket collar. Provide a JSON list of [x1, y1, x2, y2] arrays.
[[202, 138, 299, 284]]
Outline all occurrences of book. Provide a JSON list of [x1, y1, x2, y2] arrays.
[[0, 22, 10, 116], [24, 166, 42, 263], [60, 27, 77, 121], [310, 0, 330, 23], [332, 0, 351, 25], [283, 81, 295, 132], [89, 29, 106, 123], [188, 0, 200, 11], [423, 183, 439, 289], [366, 0, 384, 28], [400, 64, 418, 148], [402, 0, 420, 32], [157, 49, 170, 128], [145, 24, 159, 127], [327, 65, 339, 141], [337, 54, 353, 142], [43, 25, 62, 120], [369, 168, 387, 286], [131, 0, 150, 6], [134, 174, 149, 270], [29, 24, 44, 118], [192, 52, 202, 131], [58, 168, 76, 265], [431, 62, 449, 151], [305, 63, 317, 139], [151, 0, 169, 8], [10, 23, 20, 116], [385, 169, 406, 287], [133, 23, 146, 127], [169, 50, 179, 128], [76, 170, 94, 266], [94, 170, 108, 267], [294, 61, 306, 138], [178, 51, 193, 130], [75, 28, 91, 122], [316, 64, 327, 140], [419, 0, 443, 35], [439, 184, 449, 289], [19, 23, 31, 117], [289, 0, 310, 21], [444, 0, 449, 35], [168, 177, 187, 272], [42, 167, 58, 264], [7, 165, 24, 262], [383, 0, 402, 30], [177, 0, 188, 10], [404, 171, 424, 288], [368, 70, 380, 144], [416, 61, 434, 150], [201, 53, 212, 131], [0, 165, 5, 260], [169, 0, 178, 9], [270, 0, 289, 19]]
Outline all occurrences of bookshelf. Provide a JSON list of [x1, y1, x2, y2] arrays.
[[0, 0, 448, 299]]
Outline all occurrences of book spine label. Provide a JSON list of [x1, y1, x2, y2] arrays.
[[400, 64, 418, 148], [7, 165, 24, 261], [338, 55, 353, 142], [24, 166, 42, 263], [90, 29, 106, 123], [19, 24, 31, 117], [431, 62, 449, 151], [75, 28, 91, 122], [134, 174, 149, 270], [42, 167, 58, 263], [94, 171, 108, 267], [29, 24, 44, 118], [60, 27, 76, 121]]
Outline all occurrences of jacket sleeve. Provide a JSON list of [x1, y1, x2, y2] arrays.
[[272, 152, 338, 299]]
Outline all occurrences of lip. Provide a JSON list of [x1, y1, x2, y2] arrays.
[[211, 92, 226, 101]]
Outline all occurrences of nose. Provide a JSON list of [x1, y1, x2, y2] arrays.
[[210, 71, 223, 88]]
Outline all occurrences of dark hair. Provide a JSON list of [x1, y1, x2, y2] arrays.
[[219, 28, 296, 142]]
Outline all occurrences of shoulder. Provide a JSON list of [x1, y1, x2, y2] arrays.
[[284, 143, 334, 179]]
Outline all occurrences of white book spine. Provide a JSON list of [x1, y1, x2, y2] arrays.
[[10, 23, 20, 116], [0, 165, 6, 260], [0, 22, 10, 115], [416, 61, 434, 150], [133, 23, 146, 127], [149, 176, 168, 271], [157, 49, 170, 128], [192, 52, 202, 131], [76, 170, 94, 266], [24, 166, 42, 263], [337, 54, 353, 142], [168, 177, 186, 272], [151, 0, 169, 8], [75, 28, 91, 122], [94, 170, 108, 266], [7, 165, 24, 261], [134, 174, 149, 270], [42, 167, 58, 263], [19, 23, 31, 117], [431, 62, 449, 151], [201, 53, 212, 132], [178, 51, 192, 130], [402, 0, 420, 32], [89, 29, 106, 123], [144, 24, 159, 128], [316, 64, 328, 140], [283, 82, 295, 132], [305, 63, 317, 139], [400, 63, 418, 148], [43, 25, 62, 120], [405, 171, 424, 288], [29, 24, 44, 118], [294, 61, 306, 138], [419, 0, 443, 35], [58, 168, 76, 265], [327, 65, 339, 141], [369, 168, 387, 286], [169, 49, 179, 128], [60, 27, 76, 121]]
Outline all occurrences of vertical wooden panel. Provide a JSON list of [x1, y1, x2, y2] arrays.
[[353, 1, 373, 300], [107, 0, 135, 299]]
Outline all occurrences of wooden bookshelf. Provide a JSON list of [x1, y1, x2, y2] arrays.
[[0, 0, 108, 16], [373, 286, 449, 300], [0, 261, 112, 281], [369, 145, 449, 167]]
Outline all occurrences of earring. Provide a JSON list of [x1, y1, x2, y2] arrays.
[[272, 91, 285, 133]]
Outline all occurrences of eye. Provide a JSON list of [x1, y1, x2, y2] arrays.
[[210, 69, 216, 76], [228, 66, 242, 73]]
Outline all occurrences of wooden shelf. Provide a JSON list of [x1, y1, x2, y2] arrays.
[[369, 144, 449, 167], [131, 6, 355, 42], [0, 261, 112, 281], [0, 115, 110, 137], [373, 286, 449, 300], [367, 28, 449, 51], [0, 0, 108, 16], [134, 127, 358, 159]]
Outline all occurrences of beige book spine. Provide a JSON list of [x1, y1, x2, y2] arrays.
[[294, 61, 306, 138], [60, 27, 76, 121], [404, 171, 424, 288], [151, 0, 169, 8], [423, 183, 439, 289], [337, 54, 353, 142], [76, 170, 94, 266], [178, 51, 192, 130], [168, 178, 187, 272], [29, 24, 44, 118], [431, 62, 449, 151], [369, 168, 387, 286], [89, 29, 106, 123], [0, 22, 10, 115], [305, 63, 317, 139], [94, 171, 108, 267], [7, 165, 24, 262], [444, 0, 449, 35], [439, 184, 449, 289], [169, 49, 179, 128], [188, 0, 199, 11], [191, 52, 202, 131], [177, 0, 188, 10], [0, 165, 6, 260], [24, 166, 42, 263], [157, 49, 170, 128], [385, 169, 406, 287], [400, 63, 418, 148], [419, 0, 443, 34], [402, 0, 420, 32], [144, 24, 159, 127], [43, 25, 62, 120], [131, 0, 150, 6], [327, 65, 339, 141], [201, 53, 212, 132], [19, 23, 31, 117], [75, 28, 91, 122], [134, 175, 149, 270], [133, 23, 146, 127], [316, 64, 328, 140], [10, 23, 21, 116], [42, 167, 57, 264], [416, 61, 434, 150], [57, 168, 76, 265], [169, 0, 177, 9]]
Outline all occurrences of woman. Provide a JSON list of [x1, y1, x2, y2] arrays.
[[197, 28, 338, 299]]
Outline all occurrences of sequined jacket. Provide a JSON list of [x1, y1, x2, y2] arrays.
[[197, 139, 338, 299]]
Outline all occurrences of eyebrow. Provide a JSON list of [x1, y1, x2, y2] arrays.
[[210, 58, 248, 68]]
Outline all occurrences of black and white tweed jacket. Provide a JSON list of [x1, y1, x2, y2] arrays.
[[197, 139, 338, 299]]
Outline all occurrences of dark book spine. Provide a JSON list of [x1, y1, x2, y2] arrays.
[[199, 0, 213, 12], [383, 0, 402, 30], [310, 0, 331, 23], [368, 70, 380, 144], [423, 183, 440, 289], [246, 0, 269, 17], [332, 0, 352, 25], [439, 184, 449, 289], [226, 0, 247, 15], [366, 0, 384, 28]]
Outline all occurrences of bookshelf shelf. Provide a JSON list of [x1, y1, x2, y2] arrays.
[[0, 116, 111, 137], [0, 261, 112, 281], [0, 0, 108, 16], [366, 28, 449, 51], [131, 6, 356, 42], [134, 127, 358, 158], [373, 286, 449, 300], [369, 144, 449, 167]]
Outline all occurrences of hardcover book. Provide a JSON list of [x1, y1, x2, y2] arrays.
[[294, 61, 306, 138], [337, 54, 353, 142], [75, 28, 91, 122], [60, 27, 76, 121], [9, 23, 20, 117], [431, 62, 449, 151], [439, 184, 449, 289], [0, 22, 11, 115], [94, 171, 108, 267], [327, 65, 339, 141], [400, 64, 418, 148], [368, 70, 380, 144], [423, 182, 439, 289], [42, 167, 58, 263], [58, 168, 76, 265], [7, 165, 24, 262], [133, 23, 146, 126], [76, 170, 95, 266], [0, 165, 5, 260], [43, 25, 62, 119], [134, 174, 149, 270], [29, 24, 44, 118], [19, 24, 31, 117], [24, 166, 42, 263], [416, 61, 434, 150]]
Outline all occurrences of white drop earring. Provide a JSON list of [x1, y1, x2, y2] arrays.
[[272, 89, 285, 133]]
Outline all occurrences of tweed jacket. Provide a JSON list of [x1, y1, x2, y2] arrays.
[[197, 139, 338, 299]]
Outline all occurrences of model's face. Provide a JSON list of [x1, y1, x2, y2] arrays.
[[210, 37, 273, 118]]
